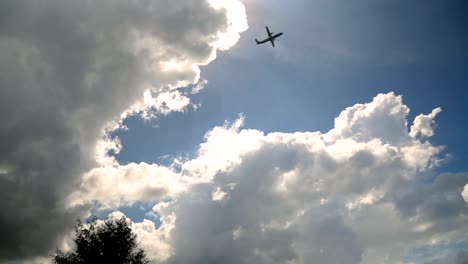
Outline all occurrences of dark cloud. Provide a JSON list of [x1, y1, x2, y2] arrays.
[[0, 0, 244, 261], [392, 173, 468, 223], [456, 250, 468, 264]]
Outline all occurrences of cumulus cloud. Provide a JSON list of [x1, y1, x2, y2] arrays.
[[410, 107, 443, 138], [56, 211, 175, 264], [2, 2, 466, 264], [156, 92, 464, 263], [67, 162, 186, 210], [79, 92, 467, 263], [0, 0, 247, 261], [108, 211, 175, 263], [330, 92, 411, 145]]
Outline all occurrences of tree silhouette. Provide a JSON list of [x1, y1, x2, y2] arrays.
[[53, 216, 149, 264]]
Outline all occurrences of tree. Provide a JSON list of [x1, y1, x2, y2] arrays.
[[53, 216, 149, 264]]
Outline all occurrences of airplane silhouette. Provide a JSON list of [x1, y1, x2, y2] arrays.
[[255, 26, 283, 47]]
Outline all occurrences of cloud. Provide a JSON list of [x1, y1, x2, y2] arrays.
[[2, 2, 465, 263], [67, 162, 186, 210], [422, 249, 468, 264], [456, 250, 468, 264], [463, 184, 468, 205], [108, 211, 175, 263], [82, 92, 467, 263], [330, 92, 412, 145], [0, 0, 247, 261], [55, 211, 175, 264], [410, 107, 442, 138]]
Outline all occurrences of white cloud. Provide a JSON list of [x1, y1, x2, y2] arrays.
[[180, 114, 265, 182], [232, 225, 244, 240], [208, 0, 249, 50], [191, 79, 209, 95], [131, 214, 175, 263], [55, 211, 174, 264], [330, 92, 411, 145], [79, 92, 468, 263], [212, 186, 228, 201], [68, 162, 186, 209], [463, 184, 468, 205], [410, 107, 442, 138]]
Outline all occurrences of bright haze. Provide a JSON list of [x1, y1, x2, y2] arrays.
[[0, 0, 467, 263]]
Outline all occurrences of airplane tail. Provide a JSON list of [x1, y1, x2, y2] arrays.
[[255, 39, 260, 44]]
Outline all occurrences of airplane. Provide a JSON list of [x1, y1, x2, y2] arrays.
[[255, 26, 283, 47]]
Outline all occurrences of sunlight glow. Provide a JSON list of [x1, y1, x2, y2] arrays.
[[208, 0, 249, 50]]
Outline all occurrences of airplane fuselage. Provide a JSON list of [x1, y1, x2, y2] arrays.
[[255, 34, 282, 43], [255, 26, 283, 47]]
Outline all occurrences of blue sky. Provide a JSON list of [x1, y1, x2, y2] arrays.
[[114, 0, 468, 172]]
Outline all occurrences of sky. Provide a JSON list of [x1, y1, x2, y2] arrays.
[[0, 0, 467, 264]]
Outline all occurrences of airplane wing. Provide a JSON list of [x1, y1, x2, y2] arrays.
[[270, 38, 275, 47], [266, 26, 272, 37]]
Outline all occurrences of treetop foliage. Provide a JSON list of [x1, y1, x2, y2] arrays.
[[53, 216, 149, 264]]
